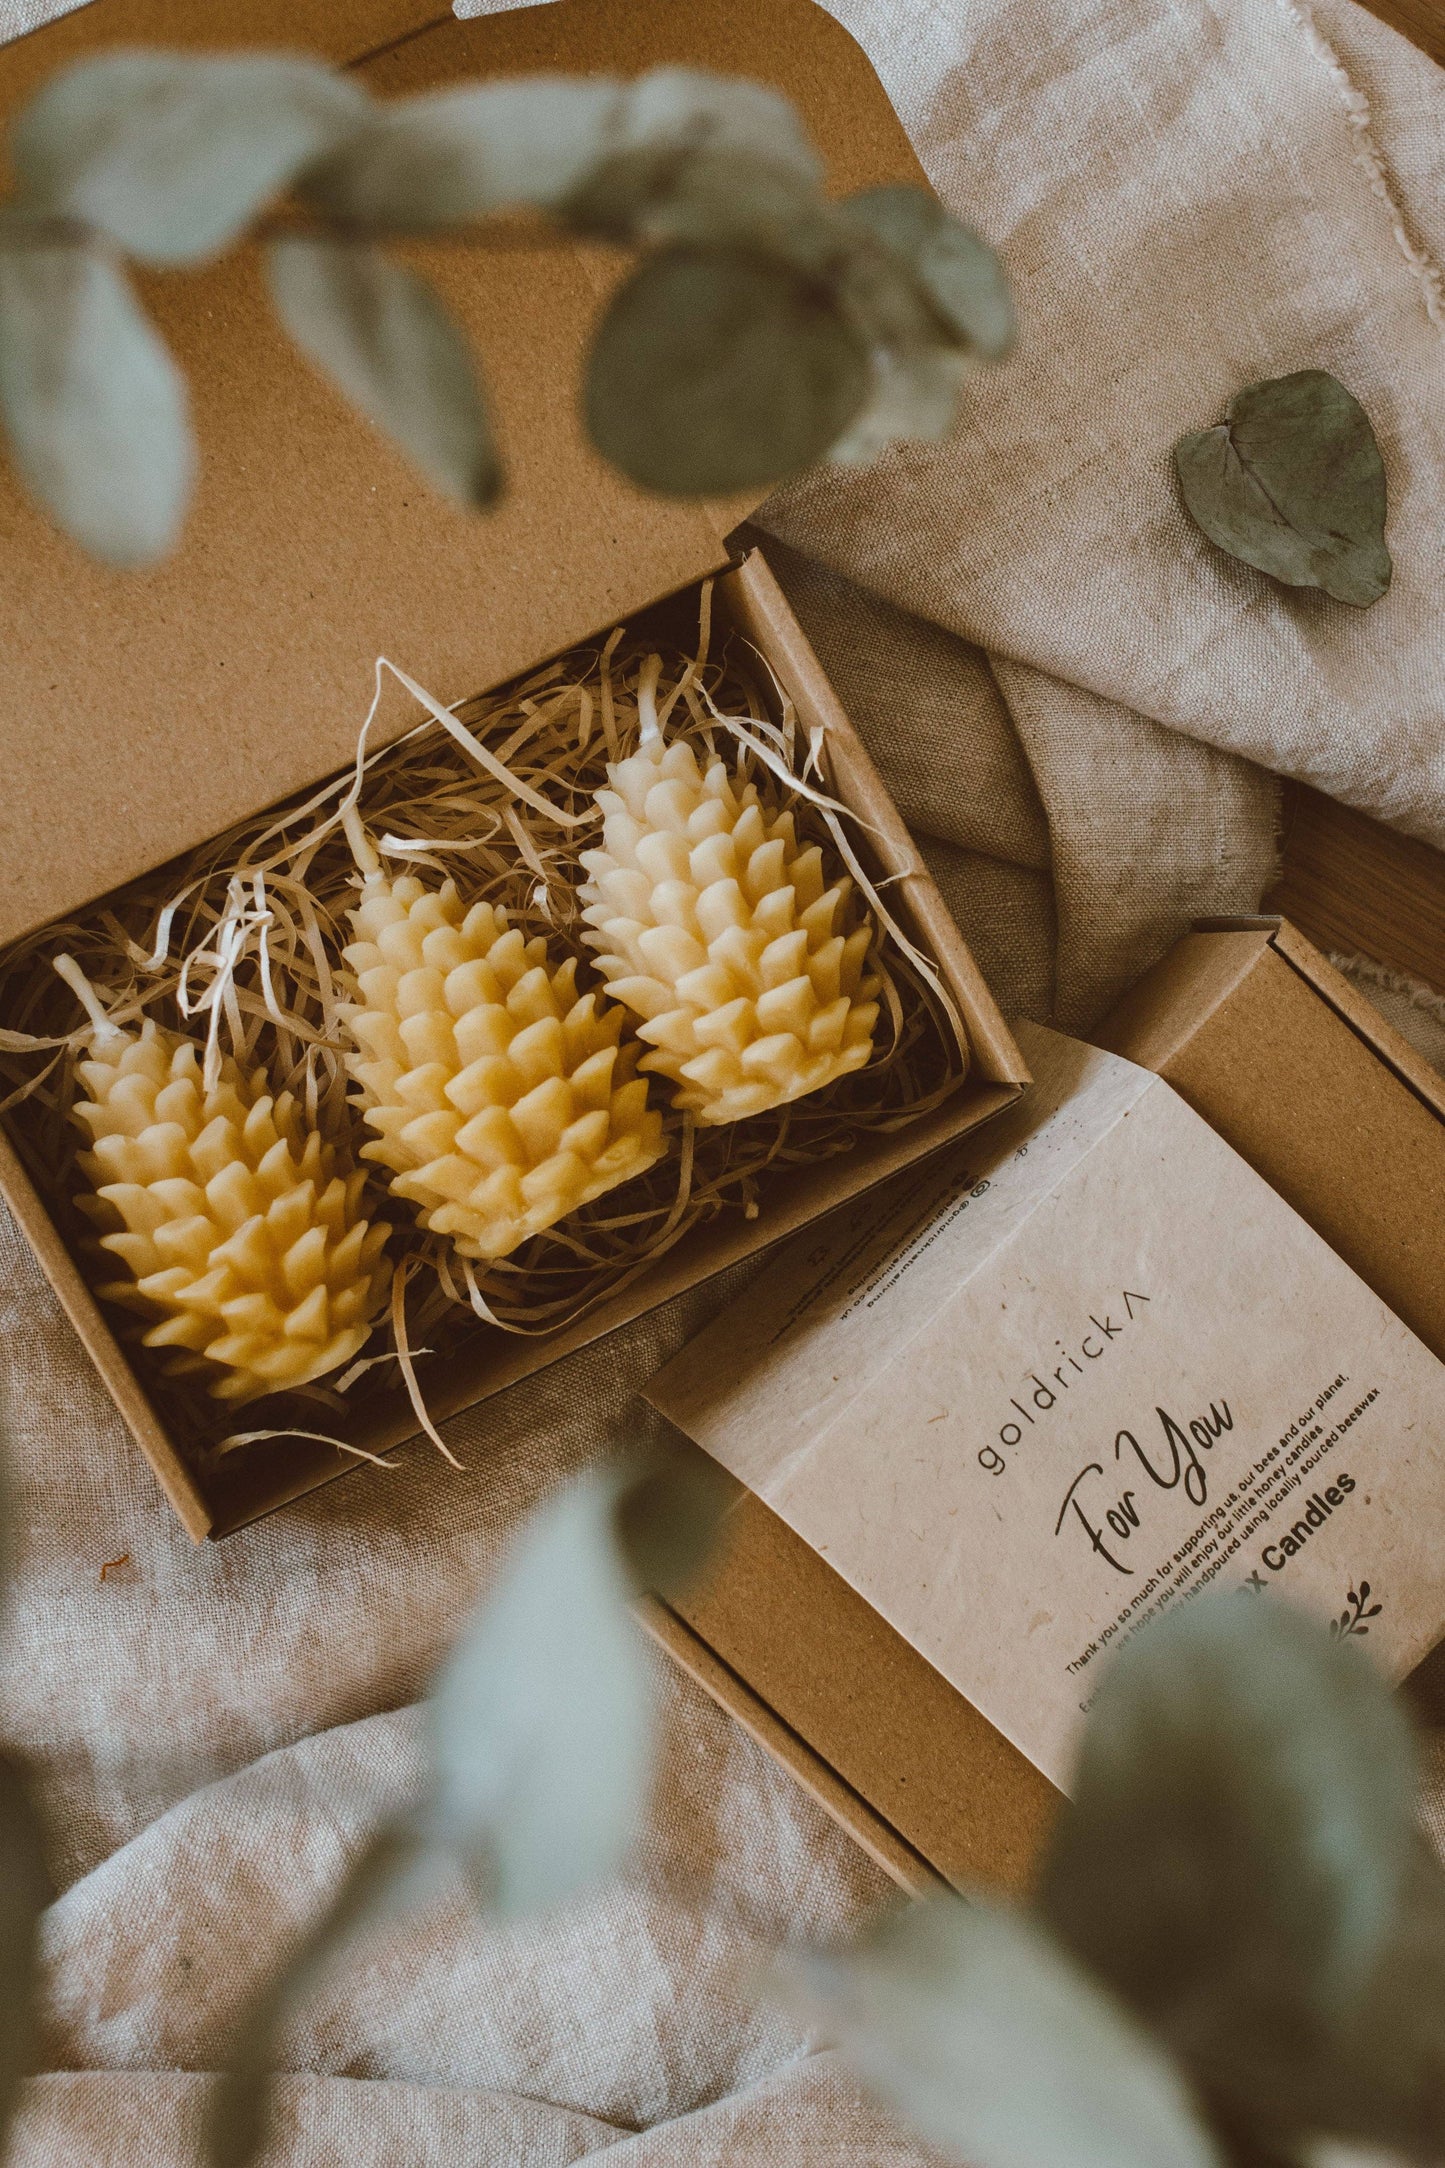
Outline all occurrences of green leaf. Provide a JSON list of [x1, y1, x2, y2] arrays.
[[568, 145, 822, 253], [793, 1895, 1220, 2168], [266, 238, 500, 509], [0, 1756, 50, 2156], [585, 244, 869, 496], [827, 345, 973, 464], [564, 69, 821, 244], [426, 1469, 654, 1916], [621, 68, 822, 181], [1037, 1598, 1415, 2118], [206, 1821, 416, 2168], [841, 185, 1015, 360], [310, 67, 821, 247], [1174, 370, 1391, 607], [306, 78, 623, 228], [614, 1417, 735, 1602], [0, 235, 193, 565], [1288, 1835, 1445, 2153], [11, 51, 367, 267]]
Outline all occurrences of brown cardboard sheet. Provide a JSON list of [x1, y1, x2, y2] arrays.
[[663, 1446, 1060, 1894], [654, 922, 1445, 1895], [0, 0, 925, 946], [1096, 922, 1445, 1362]]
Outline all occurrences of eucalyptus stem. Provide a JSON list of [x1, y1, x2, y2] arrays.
[[0, 203, 597, 253], [0, 48, 1013, 564]]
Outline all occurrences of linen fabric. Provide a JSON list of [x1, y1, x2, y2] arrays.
[[762, 0, 1445, 864], [0, 1212, 936, 2166], [2, 0, 1443, 2158]]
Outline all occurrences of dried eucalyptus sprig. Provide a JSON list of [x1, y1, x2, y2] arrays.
[[206, 1431, 731, 2168], [0, 50, 1014, 566], [793, 1597, 1445, 2168], [1174, 369, 1391, 608]]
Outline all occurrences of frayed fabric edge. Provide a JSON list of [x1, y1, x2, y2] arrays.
[[1274, 0, 1445, 335], [1329, 948, 1445, 1018]]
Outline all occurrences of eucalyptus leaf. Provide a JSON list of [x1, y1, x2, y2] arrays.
[[822, 221, 978, 460], [793, 1896, 1219, 2168], [426, 1469, 653, 1916], [206, 1820, 416, 2168], [0, 1756, 50, 2155], [266, 238, 500, 508], [568, 146, 821, 254], [306, 78, 623, 228], [11, 51, 367, 266], [614, 1417, 735, 1602], [564, 69, 821, 242], [0, 236, 193, 564], [841, 185, 1015, 360], [1281, 1835, 1445, 2153], [1174, 370, 1390, 607], [621, 68, 822, 179], [827, 345, 972, 463], [1037, 1598, 1415, 2119], [585, 244, 869, 496]]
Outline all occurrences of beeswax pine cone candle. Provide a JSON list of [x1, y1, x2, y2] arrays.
[[341, 864, 665, 1263], [56, 958, 390, 1406], [578, 656, 881, 1124]]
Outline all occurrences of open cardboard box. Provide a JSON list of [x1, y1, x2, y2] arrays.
[[639, 920, 1445, 1898], [0, 0, 1027, 1538]]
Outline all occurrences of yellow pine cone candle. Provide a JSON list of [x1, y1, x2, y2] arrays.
[[57, 958, 390, 1405], [341, 870, 665, 1263], [578, 659, 881, 1124]]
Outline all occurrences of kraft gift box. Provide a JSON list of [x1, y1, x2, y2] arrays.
[[0, 0, 1026, 1538], [641, 922, 1445, 1896]]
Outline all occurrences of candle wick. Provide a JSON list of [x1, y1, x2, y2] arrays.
[[636, 652, 665, 751], [54, 954, 124, 1043], [341, 802, 381, 878]]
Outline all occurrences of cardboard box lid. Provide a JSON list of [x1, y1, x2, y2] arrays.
[[1095, 917, 1445, 1365], [647, 920, 1445, 1898], [0, 0, 925, 947]]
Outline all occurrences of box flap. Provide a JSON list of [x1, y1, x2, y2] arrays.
[[635, 1587, 957, 1897], [1267, 921, 1445, 1126], [0, 0, 924, 947], [1097, 920, 1445, 1369]]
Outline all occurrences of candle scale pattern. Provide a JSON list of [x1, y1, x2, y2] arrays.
[[342, 873, 664, 1262], [579, 715, 881, 1125], [67, 1000, 391, 1404]]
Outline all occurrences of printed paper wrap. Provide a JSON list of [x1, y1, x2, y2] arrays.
[[648, 1024, 1445, 1787]]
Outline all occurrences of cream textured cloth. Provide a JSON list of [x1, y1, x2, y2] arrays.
[[2, 0, 1444, 2160], [754, 0, 1445, 1027], [0, 1214, 930, 2167], [765, 0, 1445, 838]]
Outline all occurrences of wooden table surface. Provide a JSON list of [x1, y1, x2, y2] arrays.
[[1265, 0, 1444, 998], [1366, 0, 1445, 63], [1271, 784, 1444, 993]]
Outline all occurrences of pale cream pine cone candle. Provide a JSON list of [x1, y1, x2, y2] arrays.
[[340, 823, 664, 1264], [578, 654, 881, 1124], [56, 956, 390, 1405]]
